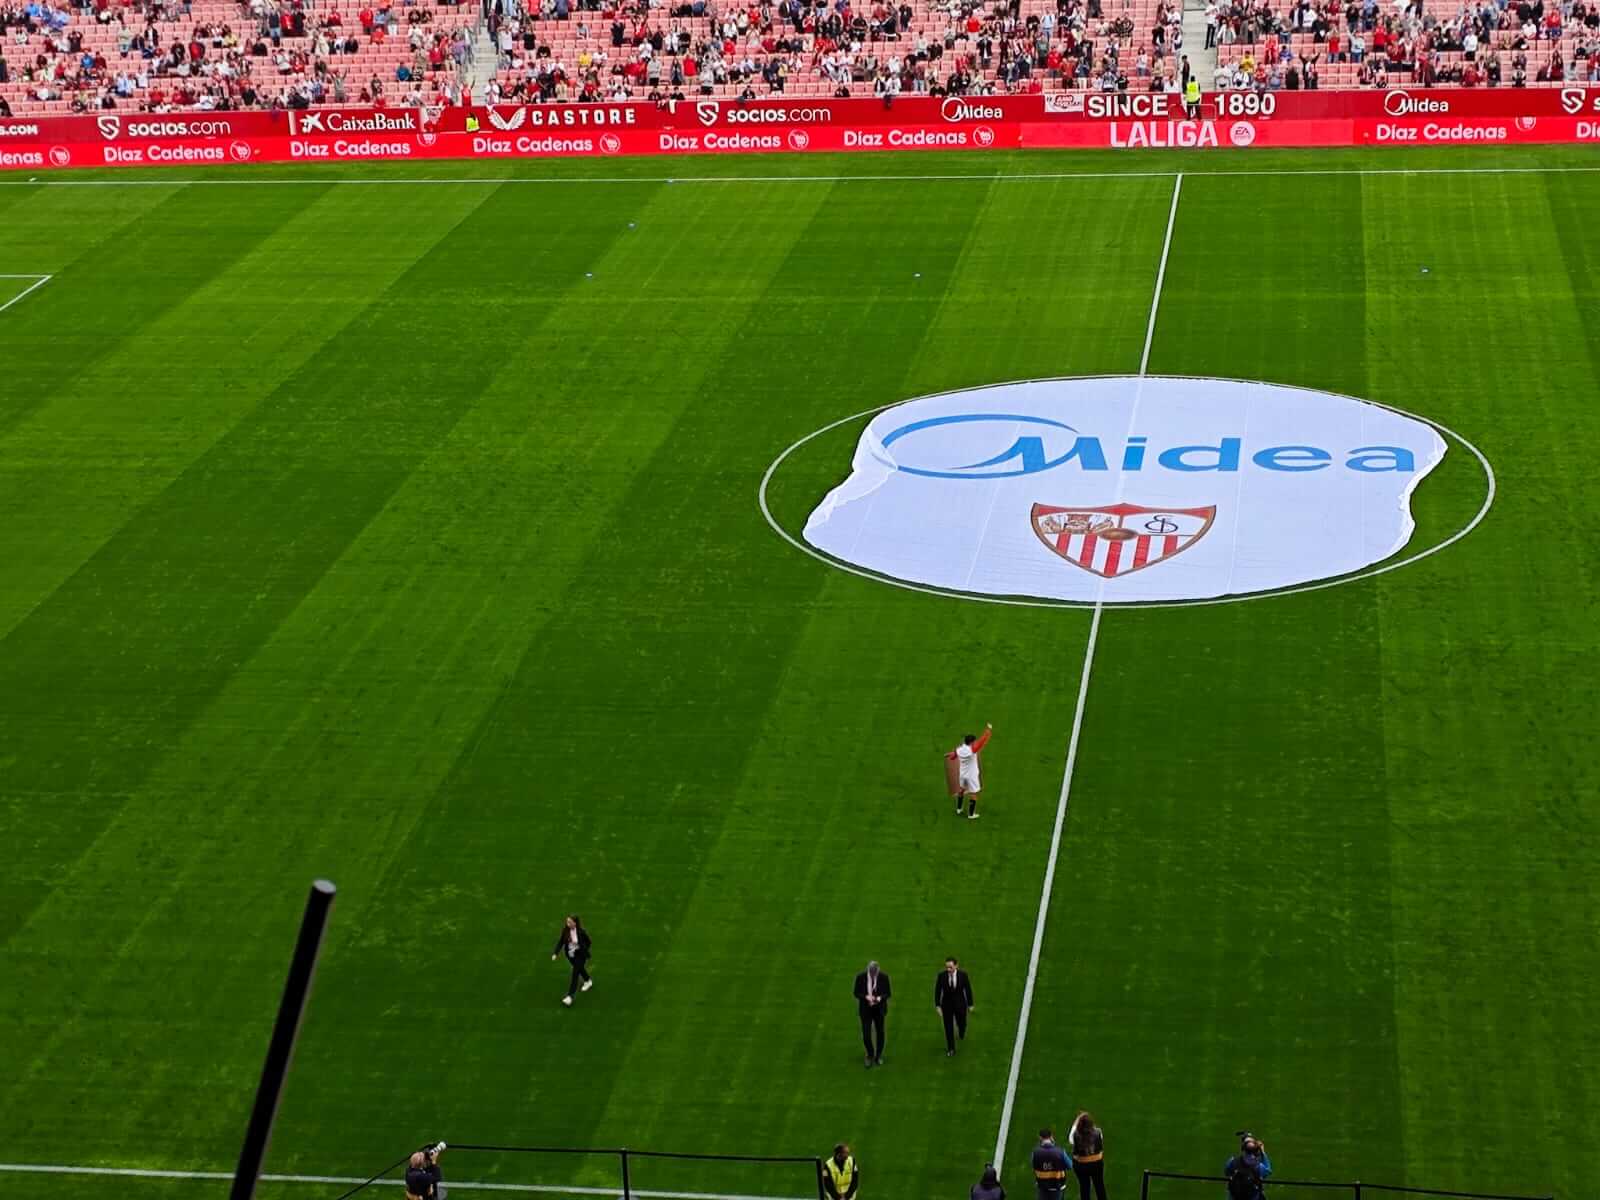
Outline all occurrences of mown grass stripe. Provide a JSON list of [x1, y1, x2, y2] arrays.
[[0, 185, 329, 439]]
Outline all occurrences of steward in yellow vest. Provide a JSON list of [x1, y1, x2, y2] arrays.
[[822, 1144, 860, 1200]]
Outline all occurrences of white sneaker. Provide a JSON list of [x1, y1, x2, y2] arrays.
[[968, 812, 981, 820], [581, 979, 594, 992], [561, 995, 573, 1006]]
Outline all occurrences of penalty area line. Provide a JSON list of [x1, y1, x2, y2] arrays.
[[0, 273, 51, 314], [991, 172, 1182, 1173], [0, 1162, 808, 1200]]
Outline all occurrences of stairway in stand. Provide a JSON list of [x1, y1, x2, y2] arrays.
[[1180, 0, 1218, 93], [469, 22, 499, 102]]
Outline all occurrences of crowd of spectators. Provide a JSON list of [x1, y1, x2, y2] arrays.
[[0, 0, 477, 113], [487, 0, 1597, 103], [3, 0, 1593, 117], [1207, 0, 1600, 87], [488, 0, 1206, 103]]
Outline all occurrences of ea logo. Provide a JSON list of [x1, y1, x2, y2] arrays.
[[228, 141, 251, 162], [778, 376, 1490, 605], [600, 133, 622, 154], [1228, 121, 1255, 146], [787, 129, 810, 150], [48, 146, 70, 166], [974, 125, 996, 146]]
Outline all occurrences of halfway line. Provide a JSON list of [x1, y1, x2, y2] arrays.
[[991, 172, 1181, 1173], [1140, 175, 1183, 375], [990, 601, 1104, 1172]]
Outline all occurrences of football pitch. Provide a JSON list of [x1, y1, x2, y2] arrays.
[[1, 145, 1596, 1200]]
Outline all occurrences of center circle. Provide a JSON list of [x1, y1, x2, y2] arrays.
[[759, 375, 1496, 609]]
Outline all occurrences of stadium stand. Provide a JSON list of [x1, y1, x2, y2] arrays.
[[1216, 0, 1600, 89], [488, 0, 1185, 102], [0, 0, 479, 117], [0, 0, 1592, 117], [488, 0, 1599, 102]]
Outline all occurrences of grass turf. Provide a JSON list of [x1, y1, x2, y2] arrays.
[[0, 146, 1595, 1200]]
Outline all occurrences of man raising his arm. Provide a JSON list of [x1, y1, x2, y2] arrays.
[[948, 723, 993, 820]]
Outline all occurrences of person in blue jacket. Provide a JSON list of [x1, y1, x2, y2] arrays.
[[1222, 1134, 1271, 1200]]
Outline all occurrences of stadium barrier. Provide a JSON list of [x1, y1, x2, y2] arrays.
[[328, 1143, 828, 1199], [1140, 1169, 1555, 1200], [1, 88, 1599, 171]]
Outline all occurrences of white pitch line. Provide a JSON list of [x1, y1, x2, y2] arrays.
[[1139, 175, 1183, 375], [1, 163, 1599, 188], [0, 1162, 807, 1200], [0, 273, 51, 314], [991, 172, 1182, 1173], [990, 599, 1103, 1173]]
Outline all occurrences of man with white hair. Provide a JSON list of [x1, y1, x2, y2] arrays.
[[851, 961, 893, 1068], [405, 1142, 447, 1200]]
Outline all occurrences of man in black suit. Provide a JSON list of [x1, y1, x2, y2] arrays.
[[852, 960, 892, 1067], [934, 956, 975, 1056]]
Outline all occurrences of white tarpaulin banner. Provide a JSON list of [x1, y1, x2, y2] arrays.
[[802, 376, 1447, 603]]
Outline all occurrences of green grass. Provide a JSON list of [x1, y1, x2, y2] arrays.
[[0, 146, 1595, 1200]]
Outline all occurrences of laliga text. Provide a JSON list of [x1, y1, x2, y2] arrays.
[[4, 112, 1600, 172]]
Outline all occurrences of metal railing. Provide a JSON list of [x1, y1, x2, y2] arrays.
[[331, 1142, 827, 1200], [1141, 1169, 1554, 1200]]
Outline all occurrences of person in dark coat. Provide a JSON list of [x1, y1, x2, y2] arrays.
[[852, 960, 892, 1067], [1032, 1129, 1069, 1199], [551, 914, 593, 1005], [972, 1162, 1007, 1200], [1068, 1112, 1106, 1200], [404, 1143, 447, 1200], [1223, 1135, 1271, 1200], [934, 956, 976, 1056]]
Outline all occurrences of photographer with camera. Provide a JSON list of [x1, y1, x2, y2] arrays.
[[1222, 1133, 1271, 1200], [405, 1141, 448, 1200]]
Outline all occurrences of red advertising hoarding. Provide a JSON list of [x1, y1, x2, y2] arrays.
[[0, 88, 1596, 170]]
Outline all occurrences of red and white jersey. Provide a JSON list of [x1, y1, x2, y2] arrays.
[[950, 728, 990, 787], [955, 743, 980, 785]]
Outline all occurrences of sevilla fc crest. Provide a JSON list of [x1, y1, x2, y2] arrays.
[[1030, 502, 1216, 579]]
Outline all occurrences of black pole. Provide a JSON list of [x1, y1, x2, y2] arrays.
[[1140, 1169, 1150, 1200], [620, 1148, 632, 1200], [816, 1157, 827, 1200], [229, 880, 337, 1200]]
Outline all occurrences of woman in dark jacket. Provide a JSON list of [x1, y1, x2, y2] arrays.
[[971, 1162, 1006, 1200], [1069, 1112, 1106, 1200], [551, 914, 593, 1006]]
